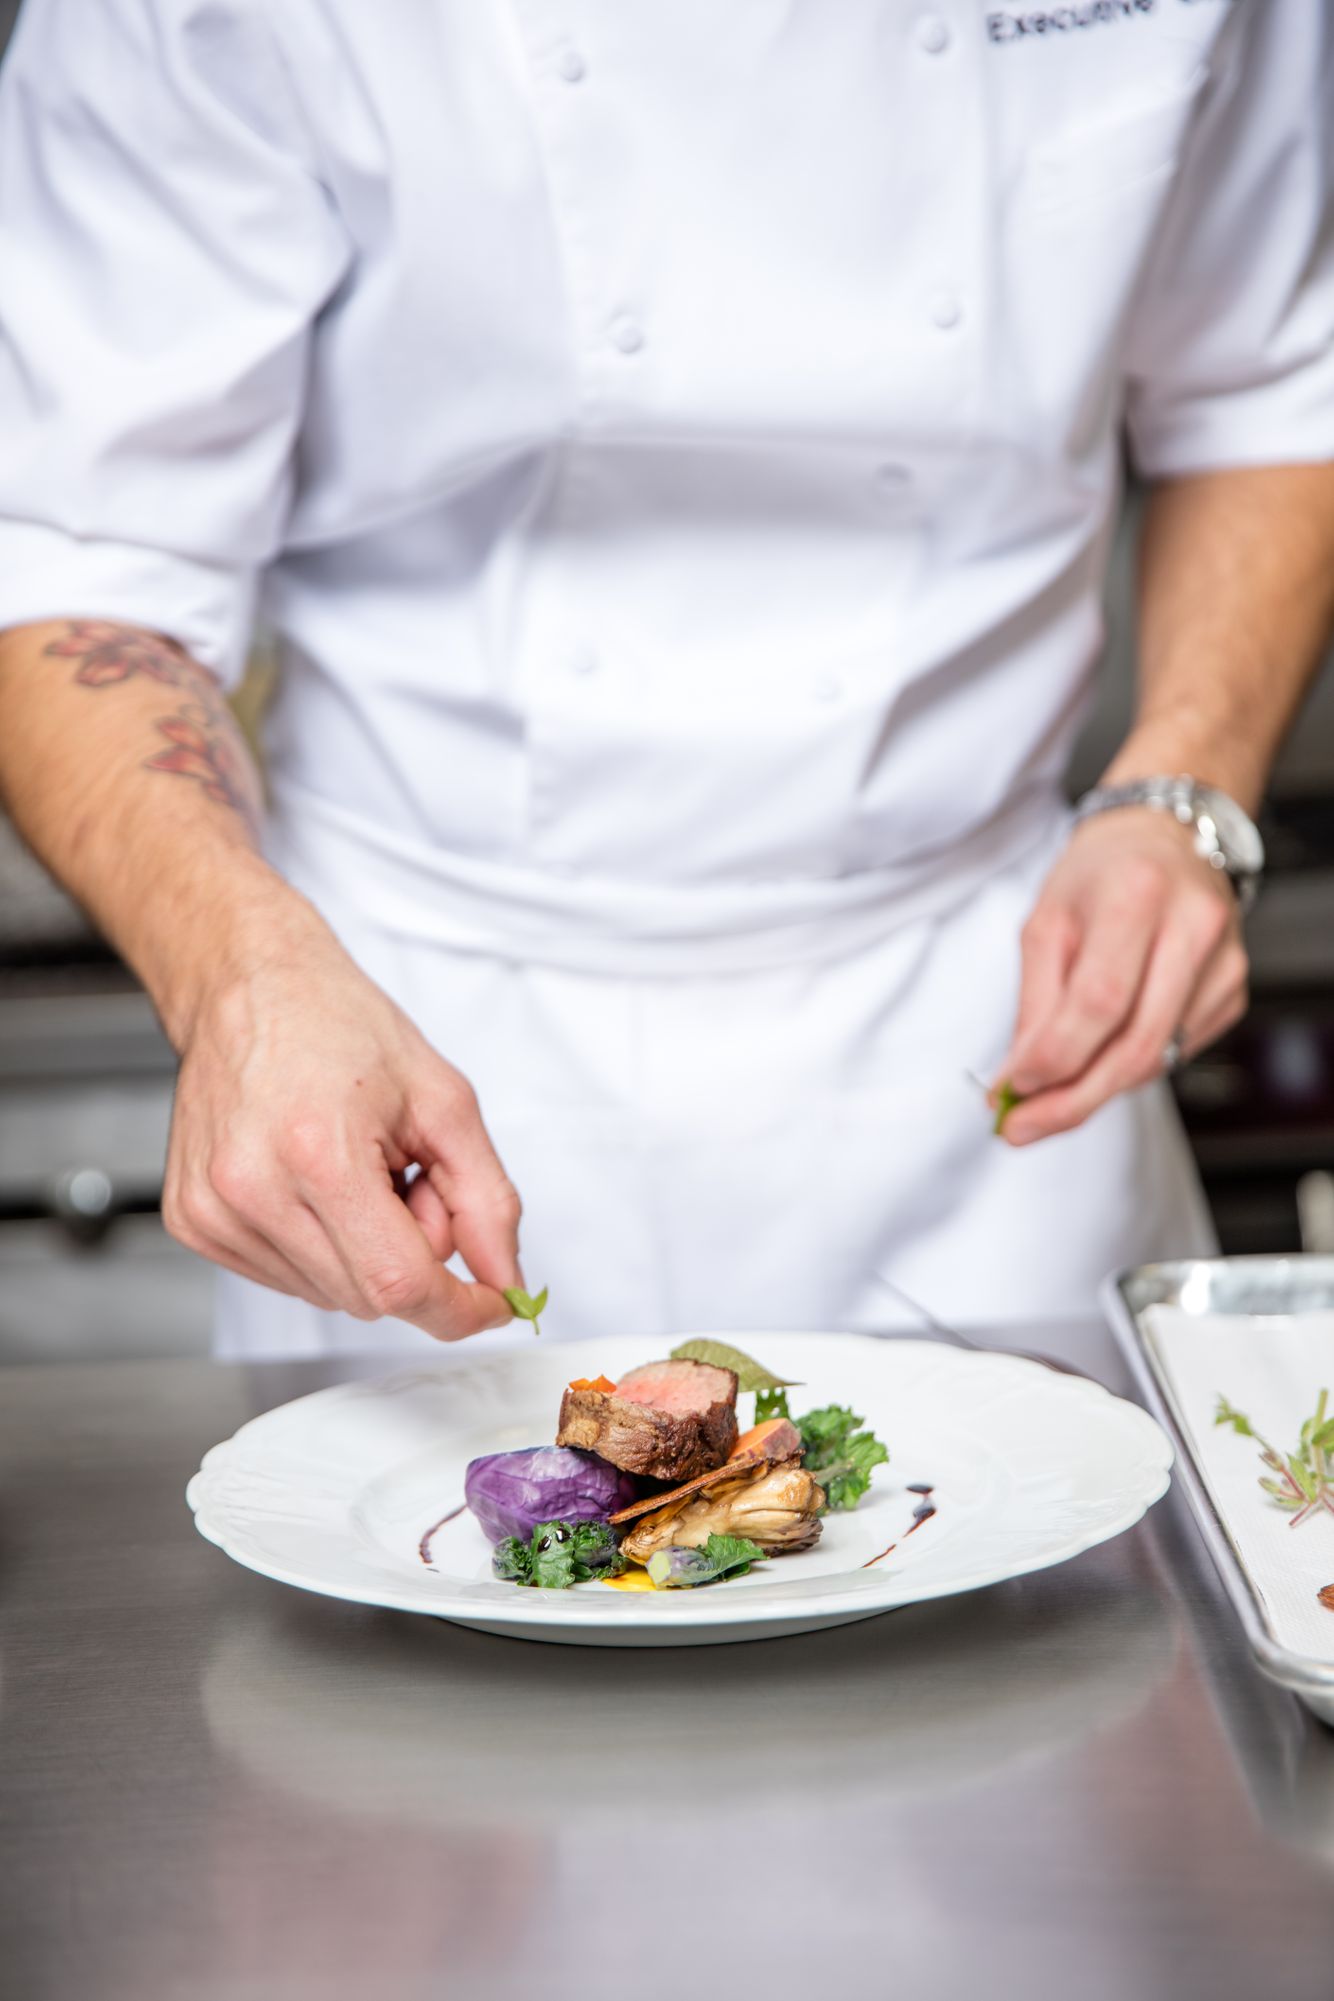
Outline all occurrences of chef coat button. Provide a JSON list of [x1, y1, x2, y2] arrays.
[[568, 648, 599, 677], [812, 672, 843, 704], [915, 15, 951, 54], [928, 290, 962, 331], [610, 316, 645, 355], [556, 49, 587, 83]]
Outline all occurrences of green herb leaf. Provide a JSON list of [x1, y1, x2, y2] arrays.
[[496, 1518, 625, 1590], [700, 1532, 766, 1579], [755, 1386, 792, 1424], [571, 1521, 625, 1579], [669, 1338, 799, 1395], [645, 1534, 766, 1589], [1217, 1387, 1334, 1527], [503, 1284, 548, 1336], [821, 1439, 892, 1511], [491, 1536, 532, 1585], [992, 1081, 1023, 1136], [1214, 1396, 1257, 1438], [529, 1520, 580, 1589], [797, 1404, 890, 1511], [1287, 1455, 1319, 1504]]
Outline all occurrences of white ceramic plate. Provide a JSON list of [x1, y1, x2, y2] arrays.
[[187, 1333, 1173, 1647]]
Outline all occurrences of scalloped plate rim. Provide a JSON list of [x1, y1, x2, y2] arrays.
[[186, 1334, 1173, 1644]]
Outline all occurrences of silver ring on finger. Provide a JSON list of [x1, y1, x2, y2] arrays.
[[1162, 1032, 1185, 1075]]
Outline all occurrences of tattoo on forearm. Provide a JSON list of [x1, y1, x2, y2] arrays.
[[43, 618, 191, 689], [145, 702, 257, 821], [43, 619, 261, 838]]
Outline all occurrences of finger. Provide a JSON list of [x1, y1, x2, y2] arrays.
[[404, 1171, 455, 1261], [996, 899, 1079, 1089], [163, 1181, 343, 1307], [411, 1076, 524, 1293], [1180, 993, 1247, 1063], [310, 1165, 513, 1341], [204, 1144, 375, 1309], [1007, 867, 1167, 1097], [1004, 915, 1210, 1144], [1178, 937, 1249, 1058]]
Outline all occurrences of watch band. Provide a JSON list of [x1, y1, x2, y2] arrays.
[[1073, 775, 1264, 912]]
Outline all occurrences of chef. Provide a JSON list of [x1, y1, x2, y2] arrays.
[[0, 2, 1331, 1357]]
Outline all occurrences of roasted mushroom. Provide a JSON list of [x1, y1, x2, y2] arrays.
[[620, 1461, 826, 1563]]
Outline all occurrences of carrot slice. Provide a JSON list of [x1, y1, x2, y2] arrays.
[[729, 1417, 801, 1463], [567, 1375, 616, 1394]]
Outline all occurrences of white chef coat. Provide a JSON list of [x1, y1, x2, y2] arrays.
[[0, 2, 1330, 1355]]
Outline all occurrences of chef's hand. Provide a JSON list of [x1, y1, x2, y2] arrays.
[[162, 912, 522, 1339], [995, 809, 1248, 1145]]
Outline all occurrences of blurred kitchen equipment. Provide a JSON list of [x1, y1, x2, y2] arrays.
[[1297, 1171, 1334, 1255]]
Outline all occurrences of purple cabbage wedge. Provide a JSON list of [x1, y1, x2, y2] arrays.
[[464, 1447, 639, 1545]]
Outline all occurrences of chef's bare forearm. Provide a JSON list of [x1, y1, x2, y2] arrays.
[[0, 617, 318, 1047], [1104, 463, 1334, 814]]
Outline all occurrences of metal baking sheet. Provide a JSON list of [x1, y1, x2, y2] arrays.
[[1104, 1256, 1334, 1727]]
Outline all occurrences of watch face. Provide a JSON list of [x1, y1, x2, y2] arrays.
[[1198, 787, 1265, 874]]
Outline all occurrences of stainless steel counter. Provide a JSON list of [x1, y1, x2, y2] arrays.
[[3, 1321, 1334, 2001]]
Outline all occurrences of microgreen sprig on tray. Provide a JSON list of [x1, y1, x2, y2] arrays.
[[1215, 1389, 1334, 1527]]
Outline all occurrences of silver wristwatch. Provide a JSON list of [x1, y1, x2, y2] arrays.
[[1073, 775, 1265, 912]]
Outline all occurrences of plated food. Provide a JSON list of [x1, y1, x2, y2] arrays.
[[189, 1331, 1172, 1648], [453, 1338, 890, 1594]]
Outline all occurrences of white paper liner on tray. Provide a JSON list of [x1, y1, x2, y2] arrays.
[[1144, 1307, 1334, 1665]]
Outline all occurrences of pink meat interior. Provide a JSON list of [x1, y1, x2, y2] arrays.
[[613, 1361, 732, 1414]]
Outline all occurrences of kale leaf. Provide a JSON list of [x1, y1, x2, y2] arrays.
[[797, 1403, 890, 1511], [491, 1536, 533, 1584], [494, 1518, 626, 1590]]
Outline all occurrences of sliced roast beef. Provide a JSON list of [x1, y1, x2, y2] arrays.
[[556, 1358, 738, 1483]]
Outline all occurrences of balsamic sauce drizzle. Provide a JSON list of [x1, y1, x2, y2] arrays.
[[418, 1501, 467, 1569], [862, 1483, 936, 1569]]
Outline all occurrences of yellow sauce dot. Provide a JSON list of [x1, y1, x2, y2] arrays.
[[603, 1570, 657, 1592]]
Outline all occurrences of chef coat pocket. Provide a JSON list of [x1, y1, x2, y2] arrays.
[[1025, 73, 1207, 226]]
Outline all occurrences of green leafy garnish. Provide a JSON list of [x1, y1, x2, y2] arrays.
[[1215, 1389, 1334, 1526], [797, 1404, 890, 1511], [991, 1080, 1023, 1135], [1214, 1396, 1257, 1439], [492, 1536, 532, 1584], [755, 1386, 792, 1423], [645, 1533, 766, 1589], [699, 1531, 766, 1578], [503, 1284, 549, 1336], [669, 1337, 800, 1396], [492, 1518, 625, 1589]]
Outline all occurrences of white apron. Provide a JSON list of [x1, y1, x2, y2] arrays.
[[212, 790, 1215, 1358]]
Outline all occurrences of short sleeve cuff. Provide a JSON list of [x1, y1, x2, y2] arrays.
[[1127, 354, 1334, 481], [0, 517, 258, 688]]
